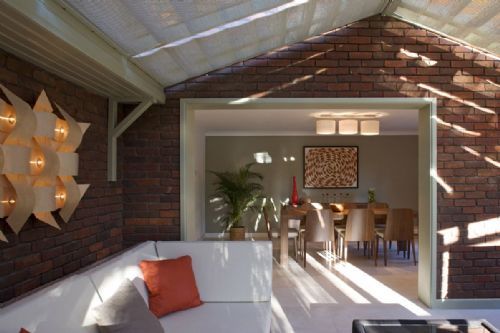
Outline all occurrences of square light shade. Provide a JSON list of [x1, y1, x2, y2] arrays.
[[316, 119, 336, 135], [360, 120, 379, 135], [338, 119, 358, 135]]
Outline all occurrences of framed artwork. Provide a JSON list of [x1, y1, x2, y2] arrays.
[[303, 146, 358, 188]]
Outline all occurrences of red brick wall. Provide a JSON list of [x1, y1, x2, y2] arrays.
[[125, 15, 499, 299], [121, 104, 180, 247], [0, 49, 123, 303]]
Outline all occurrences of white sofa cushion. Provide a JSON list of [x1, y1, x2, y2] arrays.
[[85, 241, 158, 304], [0, 275, 101, 333], [155, 241, 272, 302], [159, 302, 271, 333]]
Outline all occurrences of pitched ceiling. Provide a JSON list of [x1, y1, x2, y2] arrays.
[[0, 0, 498, 102], [62, 0, 500, 89], [63, 0, 388, 86]]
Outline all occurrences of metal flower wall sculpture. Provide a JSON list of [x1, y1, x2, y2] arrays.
[[0, 85, 89, 242]]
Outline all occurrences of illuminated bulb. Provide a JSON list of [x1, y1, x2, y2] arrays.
[[283, 157, 288, 162], [55, 127, 65, 134], [30, 158, 44, 168], [56, 193, 65, 200], [8, 198, 15, 205], [0, 114, 16, 124], [290, 156, 296, 161]]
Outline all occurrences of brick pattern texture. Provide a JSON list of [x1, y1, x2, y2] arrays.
[[139, 15, 496, 299], [0, 49, 123, 303], [122, 104, 180, 246]]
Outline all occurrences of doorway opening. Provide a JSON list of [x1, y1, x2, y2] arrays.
[[180, 97, 437, 307]]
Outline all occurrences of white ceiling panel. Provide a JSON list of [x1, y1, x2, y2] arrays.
[[392, 0, 500, 56], [64, 0, 387, 87]]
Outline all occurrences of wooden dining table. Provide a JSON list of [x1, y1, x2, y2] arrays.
[[278, 205, 390, 265], [339, 207, 389, 218]]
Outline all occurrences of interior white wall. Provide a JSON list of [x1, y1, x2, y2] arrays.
[[204, 135, 418, 234]]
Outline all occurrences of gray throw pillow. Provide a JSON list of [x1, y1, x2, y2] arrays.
[[93, 279, 164, 333]]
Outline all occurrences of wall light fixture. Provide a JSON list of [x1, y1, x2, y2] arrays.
[[0, 85, 90, 242]]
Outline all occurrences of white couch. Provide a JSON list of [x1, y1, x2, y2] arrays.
[[0, 241, 273, 333]]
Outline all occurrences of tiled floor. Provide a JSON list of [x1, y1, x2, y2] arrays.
[[271, 242, 500, 333]]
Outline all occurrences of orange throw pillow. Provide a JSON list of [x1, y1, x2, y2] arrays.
[[140, 256, 202, 317]]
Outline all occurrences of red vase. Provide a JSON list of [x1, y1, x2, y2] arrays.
[[291, 176, 299, 206]]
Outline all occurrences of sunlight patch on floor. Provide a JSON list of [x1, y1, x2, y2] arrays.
[[330, 258, 430, 316], [308, 252, 370, 304], [271, 295, 295, 333], [272, 243, 500, 333], [282, 259, 338, 307]]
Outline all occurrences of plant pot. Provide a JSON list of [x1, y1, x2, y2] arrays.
[[229, 226, 246, 241]]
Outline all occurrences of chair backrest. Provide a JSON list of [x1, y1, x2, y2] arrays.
[[263, 207, 301, 240], [300, 202, 323, 210], [329, 203, 344, 213], [384, 208, 414, 241], [368, 202, 389, 209], [345, 208, 375, 241], [304, 209, 335, 242]]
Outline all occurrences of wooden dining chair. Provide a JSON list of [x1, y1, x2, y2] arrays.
[[302, 209, 335, 267], [375, 208, 416, 266], [336, 208, 376, 262], [263, 207, 300, 258], [369, 202, 389, 224]]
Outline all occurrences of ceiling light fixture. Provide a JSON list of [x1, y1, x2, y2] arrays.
[[360, 120, 379, 135], [316, 119, 336, 135], [338, 119, 358, 135]]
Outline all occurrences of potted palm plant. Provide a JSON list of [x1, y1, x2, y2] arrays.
[[210, 163, 263, 240]]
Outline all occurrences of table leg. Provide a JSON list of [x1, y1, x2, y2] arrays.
[[280, 215, 288, 266]]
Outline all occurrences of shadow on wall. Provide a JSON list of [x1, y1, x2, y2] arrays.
[[229, 25, 499, 299], [437, 216, 500, 299]]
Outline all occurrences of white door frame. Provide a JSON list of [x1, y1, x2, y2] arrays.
[[179, 97, 498, 309]]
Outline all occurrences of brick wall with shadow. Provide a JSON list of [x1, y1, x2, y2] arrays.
[[124, 15, 499, 299]]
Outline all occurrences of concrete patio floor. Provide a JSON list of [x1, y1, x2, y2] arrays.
[[271, 242, 500, 333]]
